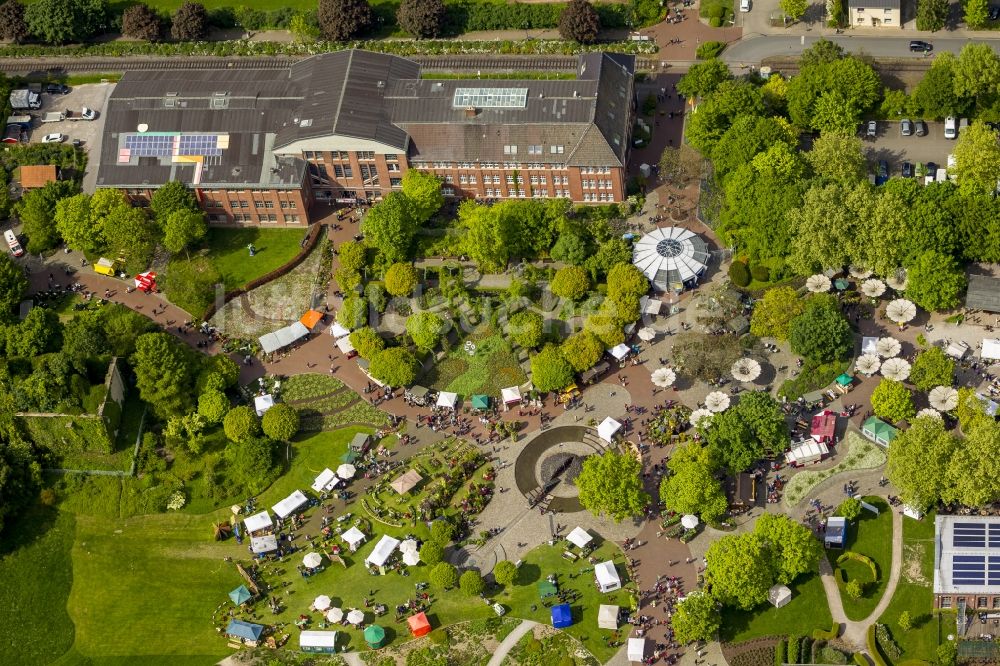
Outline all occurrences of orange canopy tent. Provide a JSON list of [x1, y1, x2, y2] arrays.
[[407, 612, 431, 637], [300, 310, 323, 329]]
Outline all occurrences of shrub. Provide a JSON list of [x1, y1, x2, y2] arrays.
[[845, 580, 863, 599], [750, 264, 770, 282], [708, 5, 724, 18], [867, 625, 889, 666], [774, 638, 787, 666], [787, 635, 801, 664], [729, 261, 751, 287], [696, 41, 726, 59], [812, 623, 839, 640], [709, 16, 722, 26]]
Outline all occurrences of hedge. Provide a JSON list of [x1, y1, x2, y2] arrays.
[[774, 638, 787, 666], [751, 264, 770, 282], [853, 654, 868, 666], [729, 261, 751, 287], [866, 625, 888, 666], [812, 623, 839, 640], [696, 40, 726, 60], [837, 551, 879, 582], [787, 635, 801, 664]]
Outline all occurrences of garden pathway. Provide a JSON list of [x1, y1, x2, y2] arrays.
[[486, 619, 539, 666]]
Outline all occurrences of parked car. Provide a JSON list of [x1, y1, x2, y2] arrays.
[[80, 107, 97, 120], [41, 133, 65, 143], [915, 120, 928, 136], [902, 161, 913, 178], [944, 116, 958, 139], [926, 161, 939, 175], [866, 120, 878, 137], [990, 5, 1000, 20], [740, 0, 751, 11], [909, 40, 933, 53], [4, 230, 23, 257], [71, 138, 84, 147], [44, 83, 70, 95], [900, 118, 913, 136], [877, 160, 889, 179]]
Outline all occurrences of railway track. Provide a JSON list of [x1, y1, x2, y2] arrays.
[[761, 55, 934, 75]]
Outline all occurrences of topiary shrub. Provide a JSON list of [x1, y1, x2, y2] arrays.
[[751, 264, 771, 282], [787, 635, 801, 664], [695, 40, 726, 59], [708, 5, 724, 18], [729, 261, 751, 287], [813, 623, 839, 640], [709, 16, 722, 26]]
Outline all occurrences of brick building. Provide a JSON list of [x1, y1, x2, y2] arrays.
[[934, 515, 1000, 614], [96, 50, 635, 226]]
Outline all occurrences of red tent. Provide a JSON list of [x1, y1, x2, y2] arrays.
[[407, 612, 431, 637], [810, 410, 837, 444], [134, 271, 157, 293]]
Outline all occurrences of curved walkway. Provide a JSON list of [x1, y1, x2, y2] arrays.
[[486, 619, 539, 666]]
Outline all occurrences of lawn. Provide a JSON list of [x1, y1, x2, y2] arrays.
[[205, 227, 308, 291], [830, 497, 893, 622], [877, 511, 944, 665], [424, 331, 526, 397], [719, 572, 832, 643]]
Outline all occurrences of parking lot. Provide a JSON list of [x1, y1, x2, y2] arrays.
[[863, 119, 958, 177]]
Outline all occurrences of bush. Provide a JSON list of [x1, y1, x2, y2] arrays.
[[774, 639, 787, 666], [750, 264, 770, 282], [696, 40, 726, 59], [729, 261, 751, 287], [787, 636, 801, 664], [709, 16, 722, 26], [866, 625, 888, 666], [708, 5, 724, 18], [459, 569, 485, 596], [812, 623, 839, 640]]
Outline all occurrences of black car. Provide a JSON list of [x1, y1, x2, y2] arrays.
[[909, 40, 933, 53], [878, 160, 889, 179], [902, 162, 913, 178], [915, 120, 928, 136], [927, 161, 939, 175], [44, 83, 70, 95], [990, 5, 1000, 20]]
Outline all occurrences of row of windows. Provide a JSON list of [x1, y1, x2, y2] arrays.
[[503, 145, 564, 155], [581, 192, 613, 202], [414, 161, 570, 171], [303, 151, 400, 162], [582, 180, 614, 190], [204, 199, 298, 209], [452, 174, 571, 186], [482, 188, 572, 199], [215, 213, 301, 223], [939, 596, 1000, 609]]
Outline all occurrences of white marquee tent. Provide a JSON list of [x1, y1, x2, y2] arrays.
[[254, 394, 275, 417], [335, 336, 356, 355], [272, 490, 309, 519], [259, 321, 310, 354], [627, 638, 649, 662], [250, 534, 278, 554], [501, 386, 522, 406], [567, 527, 593, 550], [609, 343, 631, 361], [329, 322, 351, 338], [597, 417, 622, 443], [436, 391, 458, 409], [595, 560, 622, 592], [769, 584, 792, 608], [244, 510, 273, 533], [365, 535, 401, 568], [982, 338, 1000, 361], [598, 604, 619, 630], [632, 227, 710, 291], [639, 295, 662, 315], [311, 468, 340, 493], [342, 526, 367, 551], [785, 440, 829, 466]]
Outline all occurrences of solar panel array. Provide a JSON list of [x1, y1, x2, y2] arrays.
[[453, 88, 528, 109], [952, 555, 1000, 586], [123, 133, 223, 157], [178, 134, 221, 156], [952, 522, 1000, 548]]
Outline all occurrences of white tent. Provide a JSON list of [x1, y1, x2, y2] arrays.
[[887, 299, 917, 325], [594, 560, 621, 592], [326, 608, 344, 623], [329, 322, 351, 338], [244, 511, 273, 533], [254, 394, 275, 417], [627, 637, 649, 662], [335, 336, 355, 355], [399, 539, 419, 554], [768, 584, 792, 608], [637, 327, 656, 341], [785, 440, 829, 465], [314, 595, 332, 611], [946, 340, 970, 359], [597, 417, 622, 443], [365, 535, 401, 568], [881, 357, 911, 382], [272, 490, 309, 519], [259, 321, 310, 354], [982, 338, 1000, 361], [250, 534, 278, 554], [855, 354, 881, 376], [651, 367, 676, 388], [609, 343, 631, 361], [303, 552, 322, 568], [402, 550, 421, 566], [861, 279, 886, 298], [597, 604, 619, 630], [806, 274, 832, 293], [311, 468, 340, 493], [705, 391, 731, 413], [639, 295, 662, 315], [681, 514, 699, 529], [501, 386, 522, 405], [632, 227, 709, 291], [347, 609, 365, 625], [336, 464, 356, 480], [342, 526, 367, 551], [929, 385, 959, 411], [567, 527, 593, 549], [436, 391, 458, 409], [689, 408, 714, 428], [861, 336, 879, 355], [300, 630, 338, 651], [876, 337, 902, 358]]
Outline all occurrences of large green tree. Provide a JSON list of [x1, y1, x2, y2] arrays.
[[430, 562, 458, 589], [529, 344, 574, 392], [952, 120, 1000, 197], [905, 251, 966, 313], [361, 192, 418, 263], [705, 534, 774, 610], [0, 254, 27, 322], [671, 592, 721, 644], [102, 205, 155, 273], [401, 169, 443, 222], [384, 262, 419, 297], [369, 347, 420, 386], [755, 514, 822, 584], [262, 403, 300, 441], [162, 209, 207, 256], [551, 232, 589, 265], [559, 330, 604, 373], [25, 0, 106, 44], [131, 332, 197, 418], [886, 415, 957, 511], [750, 286, 804, 340], [348, 326, 385, 360], [704, 409, 765, 474], [677, 58, 732, 99], [964, 0, 990, 29], [576, 450, 650, 522], [788, 295, 852, 363], [223, 405, 262, 442], [406, 311, 446, 350], [18, 180, 77, 254], [550, 265, 590, 301], [786, 56, 881, 133], [909, 346, 955, 391], [871, 379, 916, 424], [946, 418, 1000, 507], [660, 443, 727, 522], [198, 390, 229, 424], [913, 53, 964, 119], [508, 311, 544, 349], [916, 0, 949, 30], [712, 115, 796, 180], [805, 134, 868, 186]]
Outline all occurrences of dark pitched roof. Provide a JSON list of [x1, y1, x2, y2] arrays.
[[848, 0, 899, 8], [966, 274, 1000, 313]]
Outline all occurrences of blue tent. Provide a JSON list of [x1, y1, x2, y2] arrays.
[[229, 585, 252, 605], [551, 603, 572, 628], [226, 619, 264, 642]]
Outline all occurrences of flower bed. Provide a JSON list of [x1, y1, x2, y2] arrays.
[[280, 373, 345, 402], [783, 434, 887, 507]]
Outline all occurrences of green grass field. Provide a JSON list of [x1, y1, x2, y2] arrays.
[[719, 572, 832, 643], [831, 497, 893, 621], [424, 332, 526, 397], [205, 227, 308, 291]]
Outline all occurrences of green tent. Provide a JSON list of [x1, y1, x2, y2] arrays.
[[835, 374, 854, 387], [538, 581, 558, 598], [364, 624, 386, 648], [471, 395, 490, 410], [340, 450, 359, 463], [229, 585, 252, 605], [834, 278, 850, 291]]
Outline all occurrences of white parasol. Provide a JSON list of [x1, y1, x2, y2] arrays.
[[929, 385, 959, 411], [336, 463, 356, 480], [314, 595, 332, 611], [875, 337, 901, 358], [855, 354, 882, 376], [916, 408, 942, 421], [637, 327, 657, 342], [303, 552, 322, 569], [880, 357, 912, 382], [327, 607, 344, 623], [806, 274, 832, 293], [860, 279, 886, 298], [887, 299, 917, 325], [230, 504, 243, 515], [849, 266, 873, 279], [731, 358, 762, 382], [681, 514, 699, 529], [402, 550, 421, 566], [705, 391, 731, 413], [689, 408, 714, 428], [399, 539, 419, 554], [347, 609, 365, 625], [651, 367, 676, 388], [886, 268, 908, 291]]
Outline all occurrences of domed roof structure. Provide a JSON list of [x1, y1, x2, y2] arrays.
[[632, 227, 709, 291]]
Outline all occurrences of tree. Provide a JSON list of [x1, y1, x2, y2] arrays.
[[420, 540, 444, 565], [712, 116, 796, 180], [945, 418, 1000, 507], [788, 295, 852, 363], [6, 307, 62, 357], [575, 450, 650, 522], [756, 514, 822, 583], [780, 0, 808, 20], [606, 263, 648, 322], [339, 240, 367, 273], [163, 256, 221, 317], [529, 344, 574, 392], [733, 392, 790, 453], [951, 120, 1000, 197], [0, 254, 28, 322], [787, 56, 881, 131], [897, 610, 912, 632], [337, 295, 368, 330], [704, 410, 764, 474], [162, 209, 207, 255], [103, 205, 156, 273], [550, 266, 590, 301], [671, 592, 721, 644], [659, 143, 705, 185], [361, 193, 418, 263], [430, 519, 454, 544], [837, 497, 863, 521], [845, 580, 863, 600], [871, 379, 916, 424], [660, 443, 727, 522], [131, 332, 197, 418], [197, 389, 229, 424], [225, 437, 277, 494], [406, 312, 445, 350], [805, 134, 868, 186], [560, 330, 603, 373], [0, 434, 41, 535], [0, 0, 28, 42], [937, 641, 957, 666], [705, 534, 773, 610], [289, 12, 321, 42], [585, 238, 632, 280], [914, 53, 963, 119], [318, 0, 372, 40], [262, 403, 300, 441], [509, 311, 544, 349], [799, 38, 844, 67], [223, 405, 262, 442], [886, 415, 957, 511], [965, 0, 990, 28], [954, 43, 1000, 102], [909, 347, 955, 391], [170, 1, 207, 40], [677, 58, 731, 99], [550, 232, 589, 265], [122, 2, 161, 40], [55, 193, 101, 254], [25, 0, 107, 45], [673, 332, 743, 382], [558, 0, 600, 43], [492, 560, 518, 587], [916, 0, 949, 30], [369, 347, 420, 387], [349, 326, 385, 360], [397, 0, 445, 38], [61, 314, 109, 371], [19, 180, 76, 253], [401, 170, 443, 222], [384, 262, 419, 297], [459, 569, 485, 596], [430, 562, 458, 589], [750, 287, 804, 340]]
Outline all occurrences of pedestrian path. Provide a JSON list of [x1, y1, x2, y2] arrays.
[[486, 619, 539, 666]]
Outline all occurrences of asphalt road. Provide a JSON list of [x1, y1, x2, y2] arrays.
[[724, 34, 998, 64]]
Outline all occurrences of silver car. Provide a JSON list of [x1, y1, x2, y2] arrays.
[[900, 119, 913, 136]]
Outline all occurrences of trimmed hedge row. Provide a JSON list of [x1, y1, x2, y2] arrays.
[[812, 623, 839, 641], [866, 624, 889, 666], [837, 551, 880, 582]]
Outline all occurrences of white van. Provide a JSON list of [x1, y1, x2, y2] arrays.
[[4, 230, 23, 257], [944, 116, 957, 139]]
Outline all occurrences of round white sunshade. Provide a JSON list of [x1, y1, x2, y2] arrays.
[[633, 227, 709, 289]]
